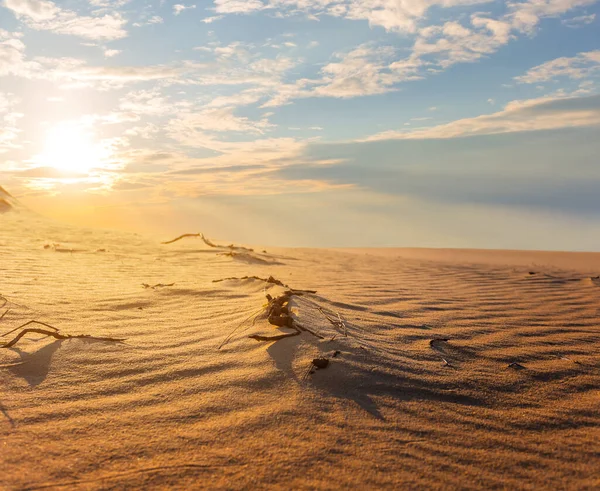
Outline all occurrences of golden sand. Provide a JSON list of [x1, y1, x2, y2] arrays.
[[1, 210, 599, 489]]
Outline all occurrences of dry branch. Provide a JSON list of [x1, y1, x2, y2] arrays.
[[249, 331, 300, 342], [318, 307, 347, 336], [161, 233, 201, 245], [213, 275, 288, 287], [161, 232, 253, 252], [218, 306, 266, 350], [1, 321, 125, 348], [2, 319, 59, 338], [142, 283, 175, 289], [0, 309, 9, 322]]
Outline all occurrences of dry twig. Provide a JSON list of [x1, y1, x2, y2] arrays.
[[142, 283, 175, 289], [161, 232, 253, 252], [218, 306, 266, 350], [1, 320, 125, 348], [213, 275, 288, 287], [249, 331, 301, 342], [318, 307, 347, 336], [161, 233, 201, 245]]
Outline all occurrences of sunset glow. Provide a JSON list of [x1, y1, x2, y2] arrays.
[[0, 0, 599, 248], [37, 124, 103, 174]]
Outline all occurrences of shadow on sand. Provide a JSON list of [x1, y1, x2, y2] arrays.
[[6, 339, 65, 387], [265, 334, 484, 421]]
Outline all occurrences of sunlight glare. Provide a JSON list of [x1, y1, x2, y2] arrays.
[[38, 124, 105, 174]]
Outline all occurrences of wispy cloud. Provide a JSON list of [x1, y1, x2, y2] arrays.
[[515, 50, 600, 84], [0, 91, 21, 153], [365, 95, 600, 140], [561, 13, 596, 27], [173, 4, 196, 15], [3, 0, 128, 40]]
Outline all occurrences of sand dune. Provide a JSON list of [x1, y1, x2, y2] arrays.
[[1, 210, 599, 489], [0, 186, 15, 214]]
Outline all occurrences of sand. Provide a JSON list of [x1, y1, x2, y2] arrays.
[[1, 205, 599, 489]]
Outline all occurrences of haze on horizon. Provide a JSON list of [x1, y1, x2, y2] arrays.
[[0, 0, 599, 249]]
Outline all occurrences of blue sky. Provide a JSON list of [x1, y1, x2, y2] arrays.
[[0, 0, 599, 249]]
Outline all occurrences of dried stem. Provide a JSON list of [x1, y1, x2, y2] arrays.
[[1, 321, 125, 348], [2, 320, 59, 338], [162, 232, 253, 252], [161, 233, 201, 245], [317, 307, 347, 336], [213, 275, 288, 287], [218, 306, 266, 350], [142, 283, 175, 289], [249, 330, 301, 342]]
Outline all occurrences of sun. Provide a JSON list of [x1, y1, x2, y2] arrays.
[[37, 124, 103, 174]]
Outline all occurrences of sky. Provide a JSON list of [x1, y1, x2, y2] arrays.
[[0, 0, 599, 249]]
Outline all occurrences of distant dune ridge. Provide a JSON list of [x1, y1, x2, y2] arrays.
[[0, 186, 14, 213], [1, 186, 599, 489]]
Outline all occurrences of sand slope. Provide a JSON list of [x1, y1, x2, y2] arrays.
[[1, 211, 599, 489]]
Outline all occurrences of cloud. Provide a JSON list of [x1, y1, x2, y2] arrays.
[[263, 44, 413, 106], [166, 106, 274, 149], [146, 15, 164, 24], [104, 49, 121, 58], [119, 89, 174, 115], [507, 0, 597, 34], [3, 0, 128, 40], [2, 36, 299, 95], [0, 92, 21, 153], [260, 0, 595, 107], [211, 0, 494, 33], [173, 4, 196, 15], [365, 94, 600, 140], [3, 0, 58, 21], [29, 58, 184, 89], [515, 50, 600, 84], [561, 13, 596, 27], [214, 0, 264, 14], [0, 31, 29, 77], [268, 124, 600, 222], [201, 15, 223, 23], [124, 123, 160, 139]]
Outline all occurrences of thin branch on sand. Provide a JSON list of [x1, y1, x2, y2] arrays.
[[212, 275, 317, 294], [161, 233, 201, 245], [318, 307, 347, 336], [249, 331, 301, 342], [142, 283, 175, 289], [1, 320, 125, 348], [161, 232, 253, 252], [0, 309, 9, 322], [1, 319, 59, 338], [213, 275, 288, 287], [218, 306, 266, 350]]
